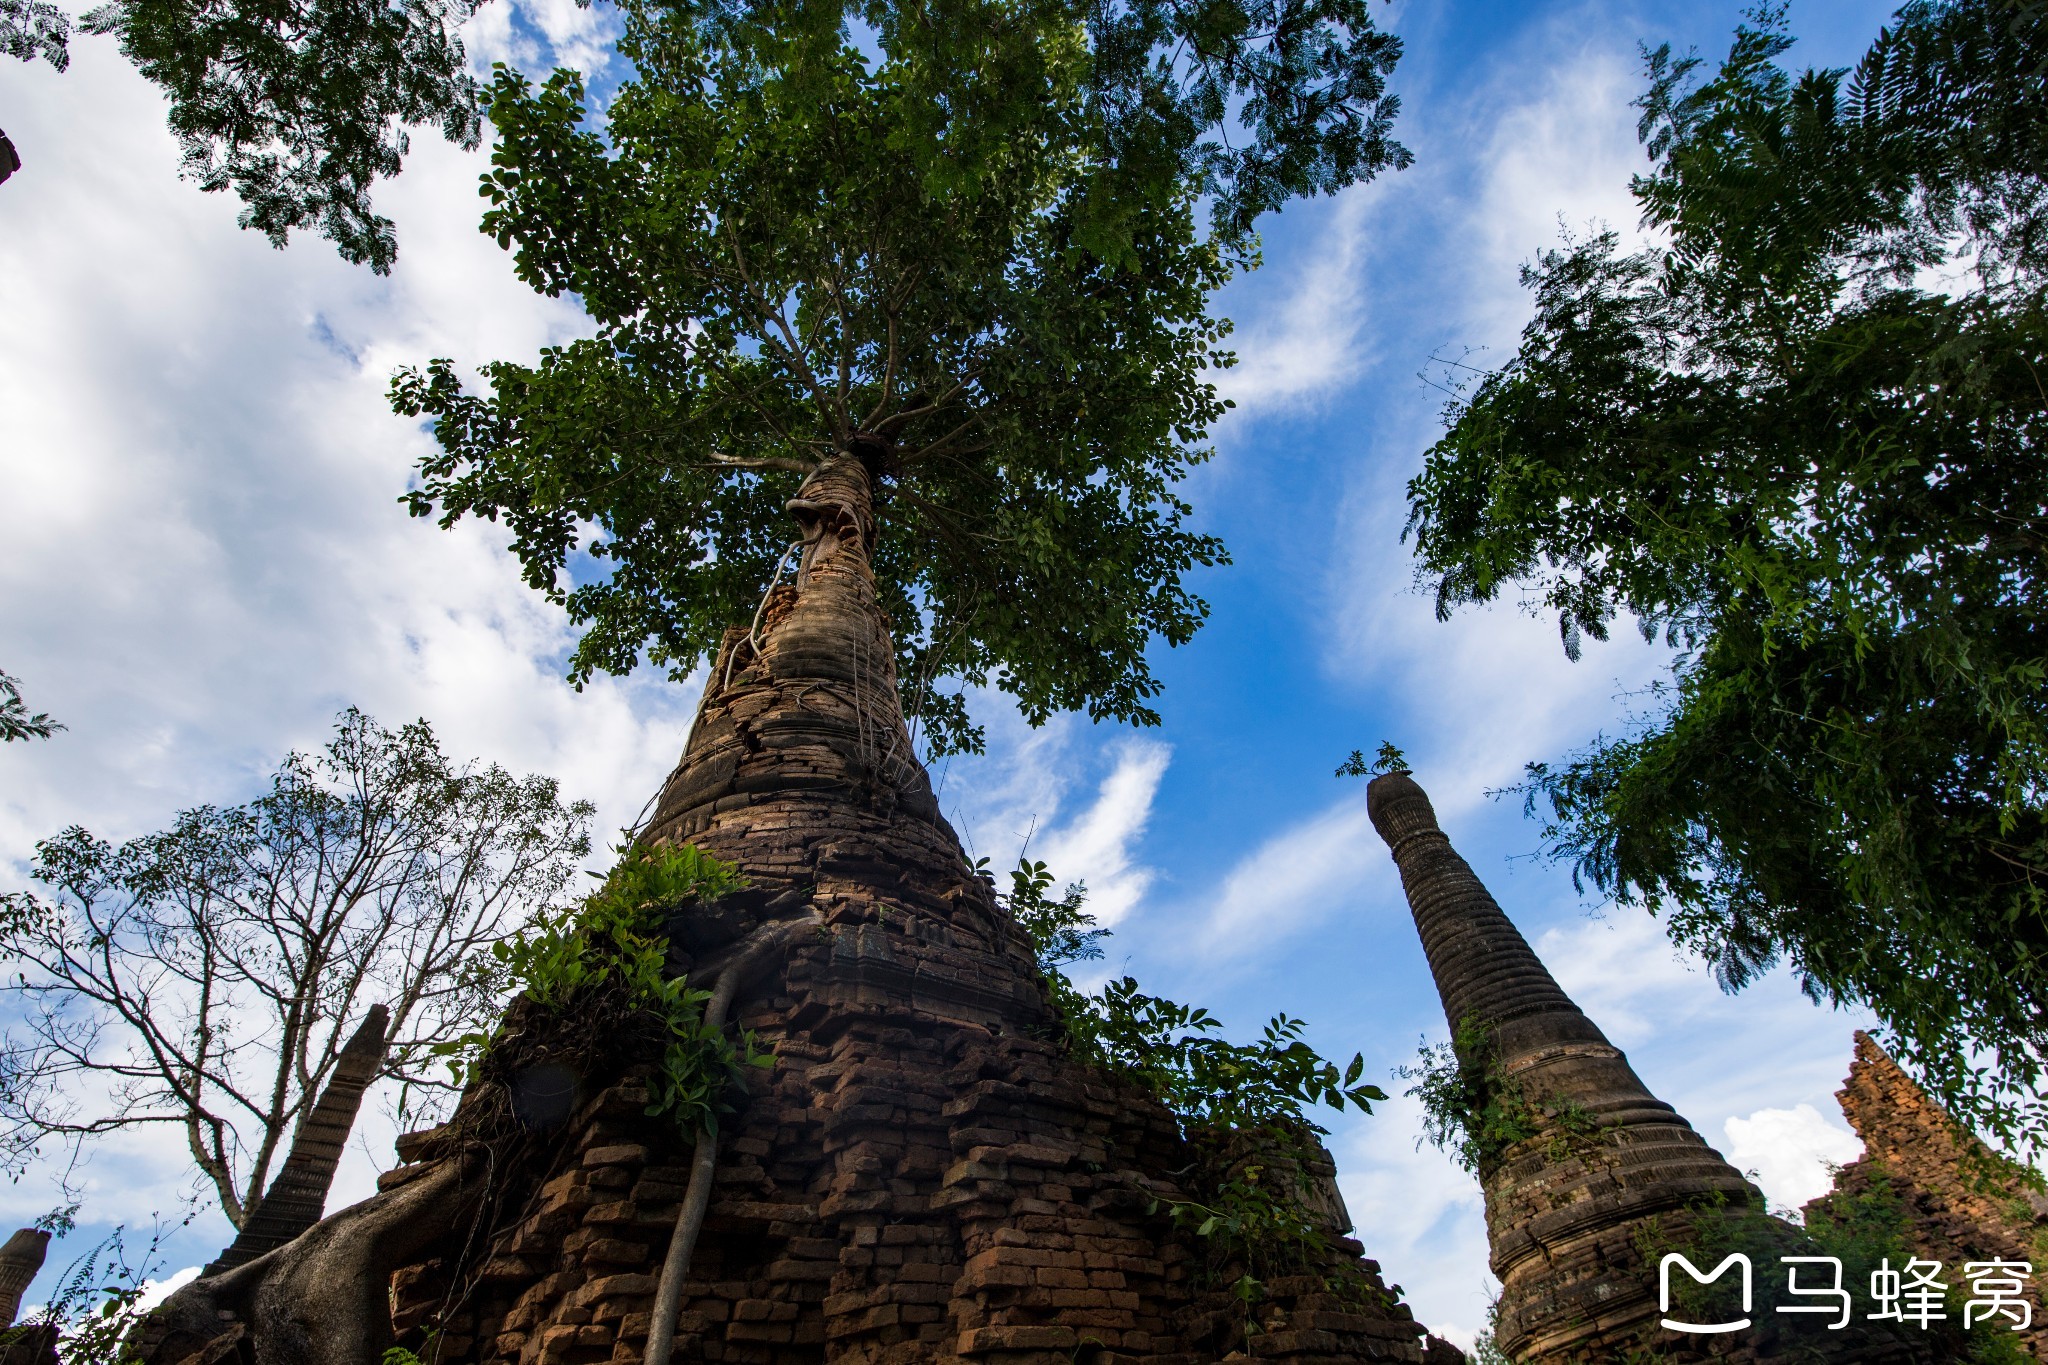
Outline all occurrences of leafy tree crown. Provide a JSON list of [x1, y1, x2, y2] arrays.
[[393, 0, 1409, 754], [1404, 0, 2048, 1148]]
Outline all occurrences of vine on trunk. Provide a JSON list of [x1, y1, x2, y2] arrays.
[[1398, 1016, 1602, 1174]]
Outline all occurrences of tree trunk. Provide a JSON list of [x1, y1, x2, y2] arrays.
[[130, 1158, 479, 1365]]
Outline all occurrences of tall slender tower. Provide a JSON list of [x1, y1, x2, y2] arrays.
[[203, 1005, 391, 1276], [0, 1228, 49, 1326], [1367, 770, 1769, 1359]]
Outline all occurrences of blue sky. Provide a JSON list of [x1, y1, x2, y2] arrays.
[[1, 0, 1904, 1347]]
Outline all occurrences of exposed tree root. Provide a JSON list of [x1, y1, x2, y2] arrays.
[[134, 1158, 478, 1365]]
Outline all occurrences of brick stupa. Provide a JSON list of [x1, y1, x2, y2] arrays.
[[1805, 1032, 2048, 1362], [139, 457, 1455, 1365], [1366, 771, 1933, 1364]]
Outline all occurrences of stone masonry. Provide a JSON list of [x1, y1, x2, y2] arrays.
[[366, 456, 1458, 1365], [1805, 1032, 2048, 1360]]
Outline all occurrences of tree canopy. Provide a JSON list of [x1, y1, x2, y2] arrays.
[[393, 0, 1409, 755], [1405, 0, 2048, 1145], [4, 0, 480, 272], [0, 668, 62, 742]]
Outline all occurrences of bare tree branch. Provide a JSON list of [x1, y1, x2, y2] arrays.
[[0, 709, 593, 1225]]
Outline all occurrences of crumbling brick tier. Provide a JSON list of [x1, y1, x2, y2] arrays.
[[380, 458, 1455, 1365], [1805, 1032, 2048, 1362]]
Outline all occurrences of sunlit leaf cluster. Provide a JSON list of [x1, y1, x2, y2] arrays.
[[1406, 0, 2048, 1148]]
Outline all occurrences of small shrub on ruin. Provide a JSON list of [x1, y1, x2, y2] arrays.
[[1002, 859, 1387, 1296], [431, 842, 769, 1138]]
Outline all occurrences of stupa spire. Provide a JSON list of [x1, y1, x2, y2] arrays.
[[1367, 771, 1759, 1360], [0, 1227, 49, 1327], [203, 1005, 391, 1276], [643, 452, 947, 866]]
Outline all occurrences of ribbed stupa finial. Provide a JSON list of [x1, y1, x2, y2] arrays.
[[204, 1004, 392, 1276], [0, 1227, 50, 1326], [1368, 771, 1758, 1360], [641, 454, 947, 867]]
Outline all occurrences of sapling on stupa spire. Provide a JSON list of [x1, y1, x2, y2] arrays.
[[127, 3, 1442, 1358]]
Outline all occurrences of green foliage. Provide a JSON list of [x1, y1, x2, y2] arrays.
[[0, 709, 592, 1209], [5, 0, 479, 272], [1002, 859, 1385, 1291], [392, 0, 1409, 756], [1464, 1295, 1513, 1365], [1800, 1169, 1915, 1271], [1067, 980, 1386, 1132], [1334, 741, 1407, 778], [36, 1203, 80, 1235], [1, 0, 68, 66], [1404, 0, 2048, 1150], [1007, 859, 1107, 978], [0, 668, 63, 742], [1399, 1018, 1600, 1174], [441, 842, 770, 1137], [381, 1327, 444, 1365]]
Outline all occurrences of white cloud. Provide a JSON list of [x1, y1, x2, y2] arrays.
[[934, 705, 1170, 940], [1336, 1094, 1493, 1350], [1035, 740, 1170, 927], [0, 35, 694, 872], [0, 5, 696, 1250], [934, 705, 1080, 868], [1461, 37, 1654, 344], [1724, 1105, 1863, 1215], [463, 0, 621, 82], [1537, 912, 1706, 1047], [1213, 188, 1380, 415], [1184, 795, 1385, 957], [134, 1266, 203, 1315], [1306, 12, 1679, 806]]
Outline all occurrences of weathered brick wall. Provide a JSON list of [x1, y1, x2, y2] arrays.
[[1805, 1032, 2048, 1361], [382, 970, 1445, 1365], [375, 457, 1454, 1365]]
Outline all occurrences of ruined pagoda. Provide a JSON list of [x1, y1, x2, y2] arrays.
[[140, 458, 1455, 1365], [1806, 1032, 2048, 1361], [1365, 770, 1937, 1364]]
